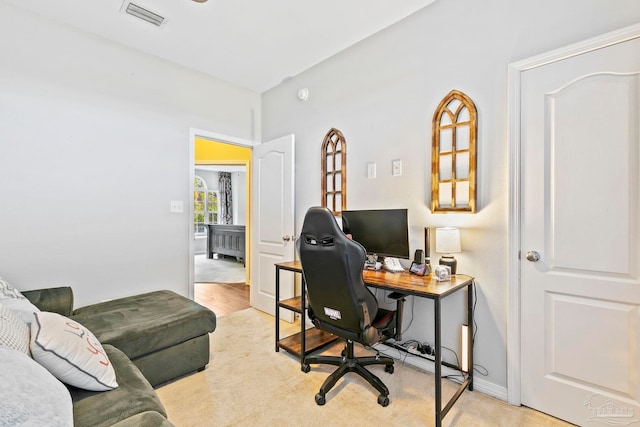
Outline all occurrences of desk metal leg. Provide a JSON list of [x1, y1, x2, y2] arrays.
[[300, 275, 306, 369], [437, 281, 474, 425], [275, 266, 280, 353], [468, 281, 474, 391], [434, 297, 442, 427]]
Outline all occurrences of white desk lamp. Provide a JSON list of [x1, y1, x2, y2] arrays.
[[435, 227, 461, 274]]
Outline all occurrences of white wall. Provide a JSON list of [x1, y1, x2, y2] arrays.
[[261, 0, 640, 395], [0, 4, 261, 306]]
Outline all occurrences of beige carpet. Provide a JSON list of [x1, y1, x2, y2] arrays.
[[194, 254, 246, 283], [156, 309, 572, 427]]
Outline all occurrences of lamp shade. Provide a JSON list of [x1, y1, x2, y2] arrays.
[[435, 227, 461, 253]]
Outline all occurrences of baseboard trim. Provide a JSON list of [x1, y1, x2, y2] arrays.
[[374, 343, 508, 402]]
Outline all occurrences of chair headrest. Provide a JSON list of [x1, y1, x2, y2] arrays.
[[300, 206, 342, 237]]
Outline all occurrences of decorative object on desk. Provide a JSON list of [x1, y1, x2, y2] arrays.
[[431, 90, 478, 213], [435, 227, 461, 274], [410, 261, 430, 276], [433, 265, 451, 281], [321, 128, 347, 215]]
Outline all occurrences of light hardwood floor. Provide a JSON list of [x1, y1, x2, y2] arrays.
[[195, 282, 250, 317]]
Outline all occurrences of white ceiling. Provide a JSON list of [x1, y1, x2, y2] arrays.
[[5, 0, 436, 92]]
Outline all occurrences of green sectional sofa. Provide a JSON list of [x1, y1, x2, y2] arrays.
[[19, 286, 217, 426], [69, 344, 173, 427]]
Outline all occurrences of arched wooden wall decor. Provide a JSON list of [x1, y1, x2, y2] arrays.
[[321, 128, 347, 215], [431, 90, 477, 213]]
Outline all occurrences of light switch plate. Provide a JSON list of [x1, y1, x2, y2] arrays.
[[392, 160, 402, 176], [367, 162, 377, 179], [170, 200, 184, 213]]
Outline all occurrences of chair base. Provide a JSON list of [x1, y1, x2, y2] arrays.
[[302, 340, 394, 407]]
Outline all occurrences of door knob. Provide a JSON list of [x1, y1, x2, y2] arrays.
[[525, 251, 540, 262], [282, 235, 291, 242]]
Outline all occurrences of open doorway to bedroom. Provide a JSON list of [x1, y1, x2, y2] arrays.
[[193, 136, 252, 317]]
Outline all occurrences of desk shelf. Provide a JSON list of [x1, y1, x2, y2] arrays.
[[278, 296, 303, 313], [274, 270, 338, 364], [277, 328, 337, 359]]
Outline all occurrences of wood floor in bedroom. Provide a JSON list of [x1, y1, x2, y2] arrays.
[[195, 282, 250, 317]]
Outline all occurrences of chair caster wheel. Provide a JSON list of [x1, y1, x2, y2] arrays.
[[301, 364, 310, 373], [378, 394, 390, 407], [385, 364, 394, 374], [315, 393, 326, 405]]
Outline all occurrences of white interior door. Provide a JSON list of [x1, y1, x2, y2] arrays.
[[519, 30, 640, 425], [250, 134, 295, 319]]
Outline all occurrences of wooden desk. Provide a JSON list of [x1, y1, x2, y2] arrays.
[[274, 260, 474, 427]]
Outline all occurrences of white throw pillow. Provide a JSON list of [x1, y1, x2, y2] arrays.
[[0, 347, 73, 427], [0, 276, 40, 326], [30, 311, 118, 391], [0, 304, 30, 355]]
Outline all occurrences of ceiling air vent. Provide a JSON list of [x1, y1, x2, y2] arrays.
[[121, 1, 166, 28]]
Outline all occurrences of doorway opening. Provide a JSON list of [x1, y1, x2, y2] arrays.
[[194, 165, 248, 316], [189, 130, 255, 317]]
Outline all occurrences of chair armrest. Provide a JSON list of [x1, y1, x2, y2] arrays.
[[21, 287, 74, 316]]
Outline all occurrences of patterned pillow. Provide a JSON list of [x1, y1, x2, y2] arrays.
[[0, 276, 40, 326], [31, 311, 118, 392], [0, 304, 30, 354], [0, 348, 73, 427]]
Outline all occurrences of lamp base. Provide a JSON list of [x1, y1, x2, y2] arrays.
[[439, 255, 457, 275]]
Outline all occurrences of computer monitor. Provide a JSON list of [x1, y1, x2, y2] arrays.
[[341, 209, 410, 259]]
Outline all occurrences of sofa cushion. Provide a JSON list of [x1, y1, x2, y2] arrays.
[[71, 290, 216, 360], [0, 276, 40, 326], [22, 286, 74, 317], [110, 411, 174, 427], [0, 347, 73, 427], [0, 304, 30, 354], [70, 345, 167, 427], [31, 311, 118, 391]]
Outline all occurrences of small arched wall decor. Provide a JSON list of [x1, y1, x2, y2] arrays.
[[431, 90, 478, 213], [321, 128, 347, 215]]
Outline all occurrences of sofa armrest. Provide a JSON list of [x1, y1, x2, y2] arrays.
[[22, 287, 74, 316]]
